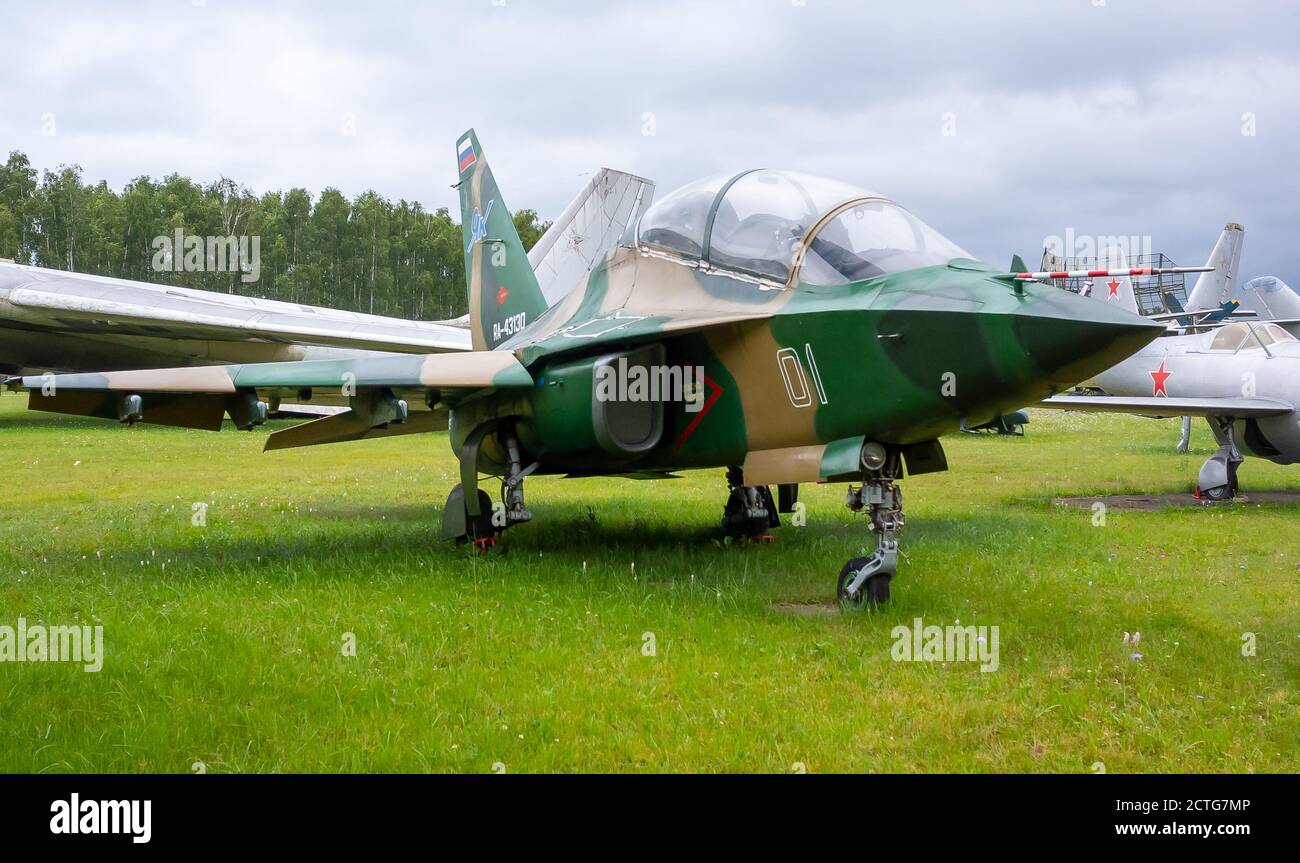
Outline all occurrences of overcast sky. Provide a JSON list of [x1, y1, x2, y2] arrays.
[[3, 0, 1297, 285]]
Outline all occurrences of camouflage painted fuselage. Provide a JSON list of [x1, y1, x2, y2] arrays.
[[453, 244, 1160, 484]]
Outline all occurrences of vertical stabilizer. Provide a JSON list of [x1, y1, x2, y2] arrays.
[[1091, 246, 1139, 314], [456, 130, 548, 351], [1186, 223, 1244, 312]]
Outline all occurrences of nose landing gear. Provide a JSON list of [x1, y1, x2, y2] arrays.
[[838, 461, 904, 609]]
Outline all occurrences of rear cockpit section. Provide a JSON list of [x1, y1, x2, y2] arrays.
[[635, 169, 970, 286]]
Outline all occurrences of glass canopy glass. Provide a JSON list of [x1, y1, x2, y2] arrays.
[[636, 169, 968, 283], [1209, 321, 1297, 352]]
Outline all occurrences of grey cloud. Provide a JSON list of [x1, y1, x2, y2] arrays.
[[1, 0, 1295, 283]]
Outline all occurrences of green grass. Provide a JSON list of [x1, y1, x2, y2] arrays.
[[0, 391, 1296, 773]]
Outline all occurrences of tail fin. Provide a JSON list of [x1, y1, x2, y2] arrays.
[[457, 129, 548, 351], [1186, 223, 1244, 312], [1162, 291, 1194, 328], [1009, 254, 1027, 275], [1090, 245, 1139, 313]]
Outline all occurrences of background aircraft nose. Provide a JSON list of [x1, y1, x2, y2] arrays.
[[1012, 287, 1165, 390]]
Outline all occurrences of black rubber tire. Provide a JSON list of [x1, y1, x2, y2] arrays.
[[1201, 484, 1235, 502], [756, 485, 780, 528], [837, 557, 891, 609], [723, 486, 773, 539], [464, 489, 498, 542]]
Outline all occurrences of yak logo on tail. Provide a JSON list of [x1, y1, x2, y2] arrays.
[[467, 199, 495, 253]]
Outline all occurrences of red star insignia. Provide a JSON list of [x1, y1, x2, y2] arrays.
[[1149, 359, 1172, 397], [496, 286, 509, 305], [1107, 279, 1120, 299]]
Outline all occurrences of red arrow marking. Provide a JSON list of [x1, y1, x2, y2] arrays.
[[674, 375, 723, 450]]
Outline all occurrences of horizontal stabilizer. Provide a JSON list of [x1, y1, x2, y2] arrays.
[[265, 407, 449, 451]]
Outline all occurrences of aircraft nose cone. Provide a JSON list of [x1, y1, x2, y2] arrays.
[[1013, 290, 1165, 389]]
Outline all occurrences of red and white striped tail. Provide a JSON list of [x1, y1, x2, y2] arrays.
[[1014, 266, 1214, 281]]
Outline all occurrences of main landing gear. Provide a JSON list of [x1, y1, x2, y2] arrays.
[[1176, 415, 1192, 453], [1196, 418, 1244, 502], [838, 453, 904, 609], [442, 423, 535, 548], [721, 466, 779, 541]]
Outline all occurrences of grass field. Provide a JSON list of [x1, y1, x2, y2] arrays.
[[0, 391, 1296, 773]]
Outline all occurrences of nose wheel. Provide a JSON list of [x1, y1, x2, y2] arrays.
[[837, 555, 892, 608]]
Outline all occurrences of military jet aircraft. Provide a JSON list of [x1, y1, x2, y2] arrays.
[[12, 131, 1166, 606], [1040, 234, 1300, 500], [1042, 319, 1300, 499]]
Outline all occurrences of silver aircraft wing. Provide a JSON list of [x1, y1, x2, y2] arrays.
[[1040, 394, 1294, 419], [0, 261, 472, 354]]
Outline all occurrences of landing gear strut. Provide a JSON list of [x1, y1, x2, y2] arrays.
[[1176, 415, 1192, 453], [1196, 418, 1243, 502], [721, 466, 779, 540], [500, 429, 536, 529], [441, 422, 535, 546], [839, 457, 904, 609]]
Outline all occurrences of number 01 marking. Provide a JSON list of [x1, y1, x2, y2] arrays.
[[777, 344, 828, 409]]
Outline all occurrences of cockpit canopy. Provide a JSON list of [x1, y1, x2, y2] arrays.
[[636, 169, 970, 284], [1208, 321, 1298, 352]]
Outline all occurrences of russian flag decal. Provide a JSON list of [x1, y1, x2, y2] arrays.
[[457, 137, 477, 173]]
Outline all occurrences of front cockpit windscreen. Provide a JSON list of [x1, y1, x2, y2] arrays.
[[799, 200, 971, 285]]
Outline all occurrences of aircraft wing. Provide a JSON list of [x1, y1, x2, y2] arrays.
[[1039, 394, 1294, 419], [0, 262, 472, 354], [16, 351, 533, 450]]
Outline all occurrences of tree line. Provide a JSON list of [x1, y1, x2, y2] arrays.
[[0, 151, 547, 321]]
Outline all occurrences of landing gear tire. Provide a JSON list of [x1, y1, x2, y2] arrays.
[[464, 488, 498, 544], [1196, 453, 1240, 502], [442, 484, 499, 545], [1197, 426, 1243, 502], [837, 557, 891, 609], [1201, 483, 1235, 502], [721, 467, 779, 540]]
